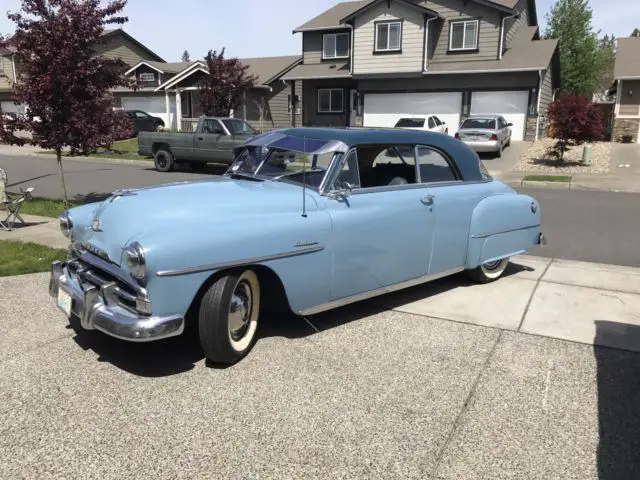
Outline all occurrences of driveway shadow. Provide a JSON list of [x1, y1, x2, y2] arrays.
[[66, 258, 535, 377], [594, 321, 640, 479]]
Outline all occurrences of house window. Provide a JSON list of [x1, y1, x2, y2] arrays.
[[375, 21, 402, 52], [449, 20, 479, 51], [323, 32, 350, 59], [318, 88, 343, 113], [139, 72, 155, 82]]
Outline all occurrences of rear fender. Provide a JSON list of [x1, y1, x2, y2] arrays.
[[466, 193, 542, 269]]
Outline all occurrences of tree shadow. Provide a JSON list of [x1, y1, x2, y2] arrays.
[[72, 192, 112, 204], [141, 163, 229, 176], [593, 320, 640, 480]]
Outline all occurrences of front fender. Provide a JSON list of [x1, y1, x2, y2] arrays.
[[466, 192, 542, 269], [131, 211, 333, 317]]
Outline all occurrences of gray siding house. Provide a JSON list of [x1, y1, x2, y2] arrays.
[[124, 55, 302, 131], [610, 37, 640, 143], [282, 0, 560, 141]]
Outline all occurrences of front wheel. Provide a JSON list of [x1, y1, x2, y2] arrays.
[[198, 269, 261, 365], [467, 258, 510, 284]]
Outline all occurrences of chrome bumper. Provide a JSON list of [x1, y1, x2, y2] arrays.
[[538, 233, 547, 246], [49, 261, 184, 342]]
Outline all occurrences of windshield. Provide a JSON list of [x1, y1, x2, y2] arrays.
[[395, 118, 425, 128], [226, 132, 349, 189], [221, 118, 257, 135], [461, 118, 497, 130]]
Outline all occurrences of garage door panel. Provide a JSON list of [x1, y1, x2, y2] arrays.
[[470, 91, 529, 141], [363, 92, 462, 136]]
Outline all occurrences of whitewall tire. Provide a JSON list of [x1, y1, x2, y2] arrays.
[[467, 257, 510, 284]]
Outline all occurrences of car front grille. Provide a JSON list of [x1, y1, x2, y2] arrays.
[[66, 250, 140, 314]]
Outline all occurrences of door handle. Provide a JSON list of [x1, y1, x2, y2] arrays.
[[421, 194, 435, 205], [197, 136, 204, 141]]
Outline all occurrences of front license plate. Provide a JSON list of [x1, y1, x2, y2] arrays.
[[57, 288, 72, 317]]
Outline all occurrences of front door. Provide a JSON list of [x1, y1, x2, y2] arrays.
[[349, 90, 359, 127], [323, 146, 436, 300]]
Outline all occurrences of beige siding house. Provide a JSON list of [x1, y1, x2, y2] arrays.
[[611, 37, 640, 143], [283, 0, 560, 142]]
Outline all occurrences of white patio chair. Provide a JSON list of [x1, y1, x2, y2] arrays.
[[0, 168, 36, 231]]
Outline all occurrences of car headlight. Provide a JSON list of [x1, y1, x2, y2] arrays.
[[124, 242, 146, 281], [59, 211, 73, 239]]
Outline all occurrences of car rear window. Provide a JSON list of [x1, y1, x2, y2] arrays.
[[395, 118, 425, 128], [461, 118, 496, 129]]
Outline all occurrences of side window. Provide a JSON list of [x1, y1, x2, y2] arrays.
[[202, 119, 223, 134], [359, 145, 416, 188], [428, 117, 436, 129], [335, 150, 361, 189], [433, 116, 442, 126], [134, 111, 148, 118], [416, 146, 458, 183]]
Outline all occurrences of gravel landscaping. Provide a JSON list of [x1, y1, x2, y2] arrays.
[[513, 138, 612, 174]]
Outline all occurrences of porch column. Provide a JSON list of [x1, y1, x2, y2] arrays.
[[290, 81, 296, 127], [164, 89, 171, 129], [242, 90, 247, 120], [175, 89, 182, 131]]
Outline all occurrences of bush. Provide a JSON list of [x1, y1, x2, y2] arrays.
[[547, 93, 604, 161]]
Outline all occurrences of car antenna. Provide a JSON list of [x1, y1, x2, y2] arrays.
[[301, 137, 307, 218]]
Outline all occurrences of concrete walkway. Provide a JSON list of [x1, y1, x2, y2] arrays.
[[0, 213, 69, 249]]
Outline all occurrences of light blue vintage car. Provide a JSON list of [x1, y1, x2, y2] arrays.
[[49, 127, 545, 364]]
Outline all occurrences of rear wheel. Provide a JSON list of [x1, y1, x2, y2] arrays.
[[467, 258, 510, 284], [198, 269, 261, 365], [154, 148, 175, 172]]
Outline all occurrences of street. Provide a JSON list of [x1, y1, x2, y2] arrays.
[[2, 153, 640, 267]]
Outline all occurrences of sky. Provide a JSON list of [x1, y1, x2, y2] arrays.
[[1, 0, 638, 61]]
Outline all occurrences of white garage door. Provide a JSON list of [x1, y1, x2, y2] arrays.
[[0, 101, 27, 115], [121, 95, 177, 129], [363, 92, 462, 136], [470, 91, 529, 141]]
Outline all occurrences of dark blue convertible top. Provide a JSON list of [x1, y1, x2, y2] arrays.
[[243, 127, 486, 182]]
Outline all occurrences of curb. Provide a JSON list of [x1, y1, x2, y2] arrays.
[[26, 152, 154, 166], [520, 180, 571, 189]]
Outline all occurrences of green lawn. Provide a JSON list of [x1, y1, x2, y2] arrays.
[[18, 197, 78, 218], [522, 174, 572, 183], [0, 240, 67, 277], [45, 138, 152, 161]]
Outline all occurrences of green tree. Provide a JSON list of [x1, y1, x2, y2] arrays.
[[543, 0, 603, 95], [596, 33, 616, 93], [631, 28, 640, 37], [181, 49, 190, 62]]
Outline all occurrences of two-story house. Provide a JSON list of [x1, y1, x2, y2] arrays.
[[282, 0, 560, 142], [610, 37, 640, 143]]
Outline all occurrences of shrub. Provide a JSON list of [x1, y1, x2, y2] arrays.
[[547, 92, 604, 161]]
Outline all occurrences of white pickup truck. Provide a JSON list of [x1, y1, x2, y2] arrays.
[[394, 116, 448, 134]]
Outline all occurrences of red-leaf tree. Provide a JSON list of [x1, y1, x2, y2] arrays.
[[0, 0, 136, 205], [547, 92, 604, 161], [198, 48, 257, 117]]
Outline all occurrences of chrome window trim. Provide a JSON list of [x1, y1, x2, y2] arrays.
[[298, 266, 465, 316], [156, 246, 325, 278], [471, 224, 541, 239], [415, 143, 461, 182]]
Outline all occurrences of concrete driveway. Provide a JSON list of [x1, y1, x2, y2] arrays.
[[2, 255, 640, 479]]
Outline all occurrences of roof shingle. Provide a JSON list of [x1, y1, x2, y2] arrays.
[[614, 37, 640, 79]]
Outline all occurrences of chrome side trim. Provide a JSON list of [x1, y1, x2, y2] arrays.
[[297, 266, 465, 316], [471, 224, 541, 239], [155, 246, 325, 278]]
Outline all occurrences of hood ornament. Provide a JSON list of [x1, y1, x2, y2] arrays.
[[109, 189, 137, 203]]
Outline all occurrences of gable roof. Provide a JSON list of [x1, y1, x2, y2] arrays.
[[126, 60, 196, 75], [100, 28, 165, 63], [154, 55, 302, 91], [614, 37, 640, 79], [294, 0, 537, 32], [340, 0, 442, 22]]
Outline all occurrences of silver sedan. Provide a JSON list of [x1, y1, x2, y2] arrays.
[[454, 115, 512, 157]]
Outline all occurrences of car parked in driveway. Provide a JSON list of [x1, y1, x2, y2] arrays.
[[455, 114, 512, 157], [394, 116, 448, 134], [49, 127, 545, 365], [125, 110, 165, 134], [138, 116, 259, 171]]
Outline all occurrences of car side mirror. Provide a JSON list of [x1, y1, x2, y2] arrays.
[[327, 181, 353, 200], [442, 121, 446, 125], [507, 123, 513, 127]]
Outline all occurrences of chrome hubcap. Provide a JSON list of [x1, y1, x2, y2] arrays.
[[228, 280, 252, 341]]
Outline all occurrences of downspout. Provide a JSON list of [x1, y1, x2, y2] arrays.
[[11, 53, 17, 83], [345, 22, 354, 74], [534, 69, 543, 141], [498, 13, 518, 60], [423, 16, 437, 72]]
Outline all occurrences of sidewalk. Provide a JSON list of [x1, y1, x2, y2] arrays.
[[0, 143, 152, 167], [0, 214, 69, 249]]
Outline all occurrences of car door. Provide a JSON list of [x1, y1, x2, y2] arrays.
[[427, 116, 437, 132], [133, 111, 153, 132], [195, 119, 233, 162], [432, 115, 444, 133], [413, 145, 487, 275], [323, 145, 436, 300]]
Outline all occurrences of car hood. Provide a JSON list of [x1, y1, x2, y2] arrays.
[[76, 177, 315, 263]]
